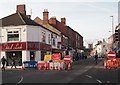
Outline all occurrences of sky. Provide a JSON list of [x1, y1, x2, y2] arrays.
[[0, 0, 119, 47]]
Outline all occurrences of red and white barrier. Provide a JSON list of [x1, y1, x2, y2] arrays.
[[104, 58, 119, 69], [38, 61, 46, 70]]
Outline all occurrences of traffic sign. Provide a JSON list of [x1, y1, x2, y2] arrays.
[[63, 55, 71, 62], [52, 54, 61, 61], [107, 51, 116, 59]]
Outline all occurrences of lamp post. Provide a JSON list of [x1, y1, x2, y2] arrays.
[[110, 16, 114, 51], [110, 16, 114, 35]]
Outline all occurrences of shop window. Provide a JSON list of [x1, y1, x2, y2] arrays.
[[41, 51, 46, 61], [7, 31, 19, 41], [6, 51, 22, 66]]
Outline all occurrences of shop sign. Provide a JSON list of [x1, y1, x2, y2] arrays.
[[40, 43, 52, 51], [2, 42, 26, 51], [27, 42, 39, 50]]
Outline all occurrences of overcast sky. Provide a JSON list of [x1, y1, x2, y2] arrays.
[[0, 0, 119, 47]]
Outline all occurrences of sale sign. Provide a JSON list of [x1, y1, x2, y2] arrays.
[[52, 54, 61, 61]]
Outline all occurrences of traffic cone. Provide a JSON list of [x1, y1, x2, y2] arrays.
[[68, 63, 71, 70]]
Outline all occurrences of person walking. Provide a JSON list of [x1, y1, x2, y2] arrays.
[[1, 56, 7, 71], [94, 54, 98, 64], [11, 58, 16, 69]]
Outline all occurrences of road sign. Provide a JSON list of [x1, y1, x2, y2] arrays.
[[107, 51, 116, 59], [52, 54, 61, 61], [63, 55, 71, 62], [44, 55, 52, 61]]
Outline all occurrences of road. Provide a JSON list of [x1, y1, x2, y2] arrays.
[[2, 57, 120, 84]]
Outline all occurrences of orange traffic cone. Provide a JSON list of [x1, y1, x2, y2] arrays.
[[68, 63, 71, 70]]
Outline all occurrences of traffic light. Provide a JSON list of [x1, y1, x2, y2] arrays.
[[115, 29, 119, 41]]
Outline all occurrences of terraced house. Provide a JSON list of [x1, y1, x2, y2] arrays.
[[0, 4, 83, 67]]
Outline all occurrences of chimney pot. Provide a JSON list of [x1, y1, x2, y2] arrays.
[[49, 17, 56, 25], [61, 17, 66, 25], [16, 4, 26, 15]]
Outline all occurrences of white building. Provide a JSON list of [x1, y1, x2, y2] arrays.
[[92, 40, 108, 57]]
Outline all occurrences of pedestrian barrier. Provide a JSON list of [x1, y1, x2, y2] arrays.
[[59, 62, 65, 71], [38, 61, 46, 70], [46, 61, 50, 70], [37, 55, 73, 71], [22, 61, 38, 69]]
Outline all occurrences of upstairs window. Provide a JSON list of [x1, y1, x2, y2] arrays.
[[42, 31, 46, 43], [7, 31, 19, 41], [48, 34, 51, 44], [52, 38, 56, 46]]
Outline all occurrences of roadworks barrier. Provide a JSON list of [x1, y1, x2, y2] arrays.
[[104, 58, 120, 69], [37, 60, 73, 71]]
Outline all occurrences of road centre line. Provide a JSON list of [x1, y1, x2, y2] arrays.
[[17, 76, 23, 84], [96, 79, 102, 83], [85, 75, 92, 78]]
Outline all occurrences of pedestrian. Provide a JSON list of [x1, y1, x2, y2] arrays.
[[1, 56, 7, 71], [11, 58, 16, 68], [94, 54, 98, 64]]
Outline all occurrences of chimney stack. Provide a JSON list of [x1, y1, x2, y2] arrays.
[[43, 9, 49, 24], [61, 17, 66, 25], [49, 17, 56, 25], [16, 4, 26, 15]]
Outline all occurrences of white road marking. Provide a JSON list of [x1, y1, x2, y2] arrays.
[[17, 76, 23, 84], [107, 81, 110, 83], [85, 75, 92, 78], [96, 79, 102, 83]]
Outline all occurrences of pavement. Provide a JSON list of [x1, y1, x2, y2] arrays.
[[1, 56, 105, 71]]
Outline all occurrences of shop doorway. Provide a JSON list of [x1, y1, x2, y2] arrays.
[[41, 51, 46, 60], [6, 51, 22, 66], [30, 51, 35, 61]]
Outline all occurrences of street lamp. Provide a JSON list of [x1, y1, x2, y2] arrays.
[[110, 16, 114, 35], [110, 16, 114, 51]]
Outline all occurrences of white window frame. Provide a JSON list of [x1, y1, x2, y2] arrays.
[[7, 29, 20, 42]]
